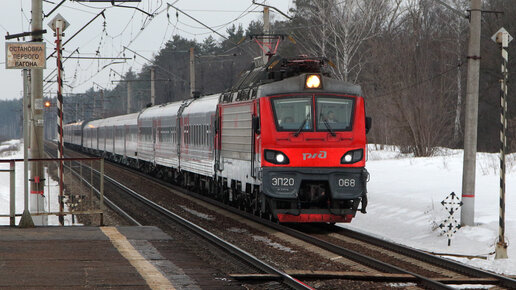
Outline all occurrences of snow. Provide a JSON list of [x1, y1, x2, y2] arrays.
[[252, 235, 296, 253], [340, 144, 516, 276], [1, 140, 514, 275], [179, 205, 215, 220], [0, 140, 75, 226]]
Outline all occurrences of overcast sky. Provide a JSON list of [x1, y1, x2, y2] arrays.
[[1, 0, 293, 101]]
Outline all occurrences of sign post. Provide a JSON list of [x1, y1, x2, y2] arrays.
[[49, 13, 70, 226], [4, 41, 45, 228], [439, 192, 463, 246], [491, 27, 512, 259]]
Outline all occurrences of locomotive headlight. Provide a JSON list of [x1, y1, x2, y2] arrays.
[[265, 149, 290, 165], [305, 74, 322, 89], [341, 149, 363, 164], [276, 153, 286, 163]]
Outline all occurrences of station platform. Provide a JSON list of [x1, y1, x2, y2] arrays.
[[0, 226, 242, 289]]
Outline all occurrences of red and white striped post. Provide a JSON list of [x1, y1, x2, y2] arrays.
[[49, 14, 69, 226], [56, 22, 64, 225], [492, 27, 512, 259]]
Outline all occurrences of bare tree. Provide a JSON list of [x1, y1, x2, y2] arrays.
[[293, 0, 400, 83], [364, 0, 459, 156]]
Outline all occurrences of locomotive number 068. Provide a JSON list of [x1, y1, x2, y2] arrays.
[[338, 178, 356, 187]]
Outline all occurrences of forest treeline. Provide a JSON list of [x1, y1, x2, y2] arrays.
[[2, 0, 516, 155]]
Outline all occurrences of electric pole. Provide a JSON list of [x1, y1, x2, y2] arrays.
[[127, 81, 132, 114], [262, 6, 270, 63], [461, 0, 482, 226], [151, 67, 156, 106], [30, 0, 47, 226], [19, 69, 34, 228], [190, 47, 195, 97], [100, 88, 105, 118]]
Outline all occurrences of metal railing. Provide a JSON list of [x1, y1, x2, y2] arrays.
[[0, 157, 104, 226]]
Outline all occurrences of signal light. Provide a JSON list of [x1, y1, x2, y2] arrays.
[[44, 101, 51, 108], [305, 74, 322, 89]]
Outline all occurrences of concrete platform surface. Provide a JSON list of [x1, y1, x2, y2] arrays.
[[0, 226, 242, 289]]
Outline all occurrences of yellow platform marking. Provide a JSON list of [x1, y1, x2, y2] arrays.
[[101, 227, 175, 290]]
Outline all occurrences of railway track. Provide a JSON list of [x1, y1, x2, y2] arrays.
[[45, 143, 311, 290], [49, 143, 516, 289]]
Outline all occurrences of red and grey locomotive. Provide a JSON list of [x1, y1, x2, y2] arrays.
[[64, 55, 371, 223]]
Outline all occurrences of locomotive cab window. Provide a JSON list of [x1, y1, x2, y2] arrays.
[[316, 96, 354, 131], [271, 96, 313, 131]]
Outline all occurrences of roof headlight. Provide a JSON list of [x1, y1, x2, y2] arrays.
[[305, 74, 322, 89]]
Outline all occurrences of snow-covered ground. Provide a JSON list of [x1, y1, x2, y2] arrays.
[[0, 140, 74, 226], [341, 144, 516, 276], [1, 140, 514, 275]]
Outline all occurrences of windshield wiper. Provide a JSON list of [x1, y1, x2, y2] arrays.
[[294, 118, 308, 137], [323, 119, 336, 136]]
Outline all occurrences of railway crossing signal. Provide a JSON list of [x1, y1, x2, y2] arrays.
[[439, 192, 463, 246]]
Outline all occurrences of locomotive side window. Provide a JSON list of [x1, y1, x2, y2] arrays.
[[316, 96, 354, 131], [271, 97, 313, 131]]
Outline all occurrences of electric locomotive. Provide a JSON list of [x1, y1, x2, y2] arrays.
[[63, 55, 371, 224], [216, 56, 371, 223]]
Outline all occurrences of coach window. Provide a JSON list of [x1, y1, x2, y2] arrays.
[[195, 125, 198, 145], [198, 124, 202, 146], [193, 125, 197, 146], [197, 124, 200, 146], [198, 124, 201, 146], [203, 125, 207, 146], [203, 125, 206, 145], [185, 125, 189, 144], [197, 124, 201, 146], [190, 124, 197, 146], [192, 125, 196, 145]]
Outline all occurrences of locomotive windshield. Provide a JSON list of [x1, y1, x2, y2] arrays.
[[271, 95, 354, 132], [272, 97, 313, 131], [316, 96, 354, 131]]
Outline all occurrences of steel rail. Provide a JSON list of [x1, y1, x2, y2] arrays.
[[178, 192, 453, 289], [60, 144, 513, 289], [54, 146, 312, 290], [87, 156, 451, 290], [128, 166, 514, 288], [45, 146, 142, 226], [329, 225, 516, 289], [106, 171, 312, 289]]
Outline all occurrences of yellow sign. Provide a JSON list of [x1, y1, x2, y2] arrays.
[[5, 42, 46, 69]]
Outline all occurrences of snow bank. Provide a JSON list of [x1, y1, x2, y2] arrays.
[[341, 145, 516, 275]]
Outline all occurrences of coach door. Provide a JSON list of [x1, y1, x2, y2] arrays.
[[251, 101, 260, 179]]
